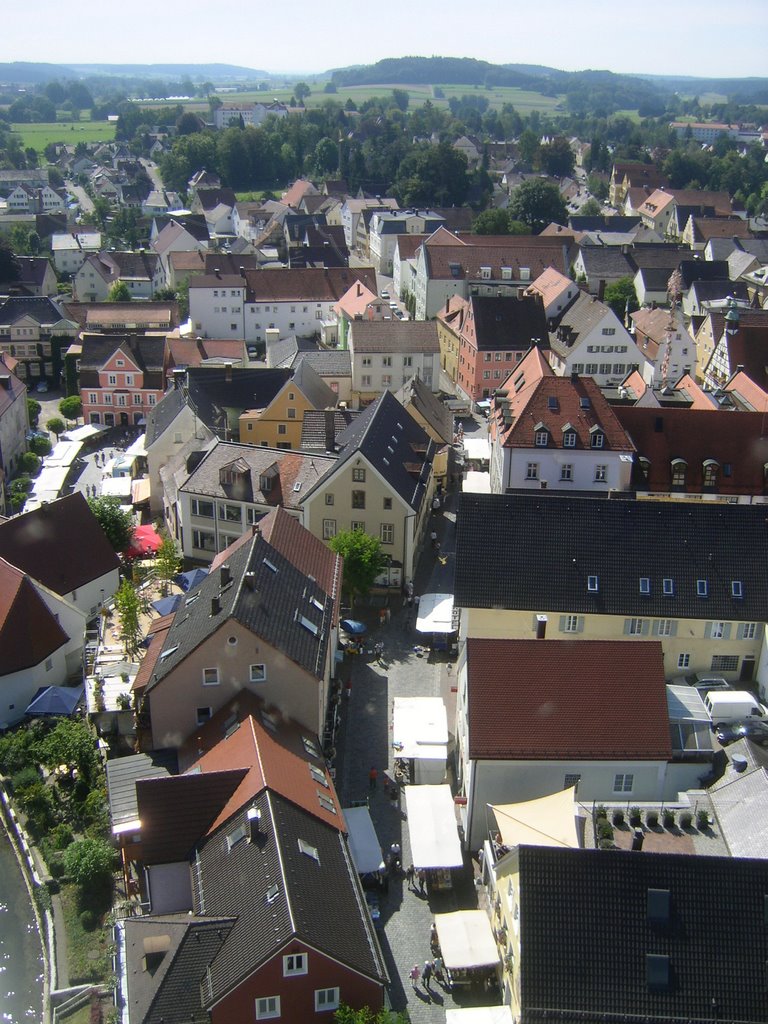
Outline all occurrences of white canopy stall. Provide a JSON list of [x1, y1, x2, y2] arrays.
[[446, 1007, 514, 1023], [404, 784, 463, 889], [415, 592, 458, 651], [435, 909, 500, 990], [393, 697, 448, 785], [344, 805, 384, 876]]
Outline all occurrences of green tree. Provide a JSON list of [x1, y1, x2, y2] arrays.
[[509, 178, 568, 233], [603, 276, 639, 320], [64, 838, 115, 888], [517, 128, 540, 169], [394, 142, 469, 208], [472, 209, 529, 235], [334, 1006, 409, 1024], [40, 719, 98, 784], [59, 395, 82, 421], [579, 198, 603, 217], [391, 89, 409, 112], [155, 535, 181, 596], [539, 136, 575, 177], [0, 239, 20, 283], [88, 495, 134, 552], [294, 82, 311, 105], [27, 398, 41, 428], [108, 281, 131, 302], [18, 451, 41, 476], [28, 435, 52, 457], [46, 416, 66, 439], [114, 577, 142, 656], [329, 530, 387, 604]]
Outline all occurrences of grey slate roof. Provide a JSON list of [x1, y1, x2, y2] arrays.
[[196, 790, 387, 1007], [144, 386, 187, 447], [690, 279, 749, 305], [323, 390, 434, 511], [147, 528, 335, 692], [300, 409, 358, 451], [548, 291, 613, 357], [350, 320, 439, 354], [289, 357, 337, 409], [105, 751, 174, 830], [710, 766, 768, 860], [470, 295, 549, 351], [519, 845, 768, 1024], [0, 295, 67, 327], [455, 492, 768, 620], [292, 348, 352, 377], [185, 366, 293, 432], [394, 374, 453, 443]]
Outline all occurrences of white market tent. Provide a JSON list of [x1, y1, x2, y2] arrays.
[[446, 1008, 514, 1024], [462, 471, 491, 493], [415, 593, 455, 634], [30, 464, 70, 503], [125, 434, 147, 457], [490, 786, 581, 849], [45, 440, 83, 467], [62, 423, 106, 442], [463, 436, 491, 462], [435, 910, 499, 970], [101, 477, 133, 500], [344, 805, 384, 875], [393, 697, 448, 784], [404, 785, 463, 870]]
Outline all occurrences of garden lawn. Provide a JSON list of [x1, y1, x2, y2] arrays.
[[59, 880, 113, 985]]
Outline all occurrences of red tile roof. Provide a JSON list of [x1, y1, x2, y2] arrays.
[[465, 639, 672, 761], [0, 557, 69, 674]]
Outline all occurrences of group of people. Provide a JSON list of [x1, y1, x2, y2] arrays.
[[409, 952, 445, 992]]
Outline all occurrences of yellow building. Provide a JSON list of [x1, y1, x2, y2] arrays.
[[239, 360, 337, 449]]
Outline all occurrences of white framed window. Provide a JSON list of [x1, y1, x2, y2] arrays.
[[639, 577, 650, 595], [627, 618, 645, 636], [250, 664, 266, 683], [283, 952, 307, 976], [663, 578, 674, 596], [711, 621, 726, 640], [587, 576, 599, 592], [594, 464, 607, 482], [742, 623, 757, 640], [535, 430, 548, 447], [381, 375, 392, 386], [125, 373, 134, 386], [202, 668, 220, 686], [352, 468, 366, 482], [560, 464, 573, 481], [192, 499, 214, 518], [563, 431, 576, 448], [678, 652, 690, 669], [656, 619, 673, 636], [255, 996, 280, 1020], [351, 521, 365, 532], [563, 615, 579, 633], [315, 988, 339, 1012], [526, 463, 539, 480], [712, 654, 739, 672], [361, 374, 372, 387], [325, 493, 334, 506], [108, 373, 117, 385], [697, 579, 708, 598], [196, 706, 212, 726], [590, 432, 604, 449], [322, 519, 336, 540], [88, 392, 97, 404], [613, 773, 634, 793], [380, 523, 394, 544]]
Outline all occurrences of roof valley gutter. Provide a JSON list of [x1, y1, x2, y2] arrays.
[[266, 789, 296, 934]]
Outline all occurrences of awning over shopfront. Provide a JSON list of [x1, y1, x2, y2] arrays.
[[404, 785, 463, 871], [435, 910, 499, 970], [490, 786, 581, 849], [344, 805, 384, 875]]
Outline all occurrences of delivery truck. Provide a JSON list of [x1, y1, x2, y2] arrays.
[[704, 691, 768, 728]]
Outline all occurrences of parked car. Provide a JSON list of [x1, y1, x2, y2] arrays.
[[716, 721, 768, 747]]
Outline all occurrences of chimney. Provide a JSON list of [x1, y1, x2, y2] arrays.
[[221, 564, 231, 586], [244, 571, 257, 591], [0, 375, 11, 391], [535, 615, 547, 640], [224, 361, 233, 383], [356, 282, 362, 296], [632, 829, 645, 851], [597, 279, 606, 302], [211, 595, 221, 616]]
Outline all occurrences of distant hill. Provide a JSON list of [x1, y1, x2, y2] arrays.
[[330, 56, 541, 89], [0, 61, 268, 85]]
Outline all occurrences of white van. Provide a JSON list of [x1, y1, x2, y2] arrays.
[[704, 691, 768, 728]]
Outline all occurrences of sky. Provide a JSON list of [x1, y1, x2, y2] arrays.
[[2, 0, 767, 80]]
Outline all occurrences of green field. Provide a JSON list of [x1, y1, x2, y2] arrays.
[[138, 82, 567, 117], [11, 120, 116, 154]]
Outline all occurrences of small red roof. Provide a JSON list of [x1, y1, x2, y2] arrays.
[[465, 639, 672, 762], [0, 557, 69, 675]]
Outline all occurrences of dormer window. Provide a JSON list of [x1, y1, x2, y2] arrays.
[[562, 423, 576, 448], [696, 579, 708, 598], [703, 459, 719, 489], [671, 458, 687, 488], [590, 426, 604, 449], [534, 428, 549, 448], [640, 578, 650, 595], [639, 457, 651, 481], [663, 578, 674, 596], [732, 580, 744, 599], [479, 266, 491, 280], [587, 575, 599, 593]]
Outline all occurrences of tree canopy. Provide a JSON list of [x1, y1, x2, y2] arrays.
[[108, 280, 131, 302], [472, 208, 530, 235], [329, 530, 387, 603], [509, 178, 568, 233], [603, 276, 639, 320], [87, 495, 134, 552]]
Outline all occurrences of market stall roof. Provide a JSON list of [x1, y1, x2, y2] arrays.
[[45, 440, 83, 467], [435, 910, 499, 970], [344, 805, 384, 875], [176, 567, 209, 592], [393, 697, 448, 761], [131, 478, 151, 504], [30, 464, 69, 502], [404, 785, 463, 870], [101, 476, 133, 499], [491, 786, 581, 849], [463, 471, 491, 493], [415, 593, 457, 634], [26, 684, 84, 717], [463, 436, 491, 461], [446, 1008, 514, 1024], [62, 423, 106, 442], [125, 434, 147, 457]]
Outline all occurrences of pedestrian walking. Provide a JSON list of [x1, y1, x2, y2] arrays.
[[433, 955, 444, 983], [422, 960, 433, 989], [406, 863, 415, 888], [409, 964, 420, 989], [418, 869, 426, 894], [369, 766, 378, 790]]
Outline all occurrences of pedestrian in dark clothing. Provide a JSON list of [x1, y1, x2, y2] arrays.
[[369, 766, 378, 790], [422, 960, 433, 989], [406, 864, 415, 888], [418, 869, 426, 894]]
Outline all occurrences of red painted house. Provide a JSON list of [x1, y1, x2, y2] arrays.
[[79, 334, 165, 427], [115, 693, 388, 1023]]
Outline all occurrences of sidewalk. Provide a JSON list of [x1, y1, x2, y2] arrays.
[[334, 496, 498, 1021]]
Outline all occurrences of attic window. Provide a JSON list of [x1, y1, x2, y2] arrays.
[[310, 764, 328, 788], [297, 613, 320, 637], [266, 884, 280, 904], [298, 838, 320, 863], [317, 793, 336, 814], [293, 481, 302, 492], [579, 397, 591, 410], [697, 579, 708, 597], [646, 954, 670, 991], [309, 596, 324, 611], [647, 888, 671, 924], [263, 558, 278, 573], [396, 422, 404, 430], [226, 824, 247, 851], [302, 735, 320, 757], [639, 578, 650, 595], [732, 580, 744, 599], [261, 711, 279, 733], [501, 267, 512, 281], [186, 593, 200, 606], [547, 396, 558, 411], [663, 578, 674, 596], [587, 576, 599, 592], [159, 645, 179, 661]]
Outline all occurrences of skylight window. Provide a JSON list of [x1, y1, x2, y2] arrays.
[[302, 735, 320, 757], [266, 884, 280, 903], [587, 576, 599, 592], [185, 593, 199, 606], [639, 578, 650, 595], [732, 580, 744, 598], [293, 481, 302, 492], [298, 614, 320, 637], [317, 794, 336, 814], [263, 558, 278, 573], [298, 839, 320, 862], [310, 596, 324, 611], [159, 645, 179, 661], [696, 579, 708, 597], [310, 764, 328, 788], [226, 824, 247, 850], [662, 578, 674, 596]]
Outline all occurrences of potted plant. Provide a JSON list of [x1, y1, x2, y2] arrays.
[[646, 809, 659, 828], [612, 808, 625, 827], [679, 810, 693, 829], [629, 806, 642, 827], [662, 808, 676, 829], [696, 808, 710, 830], [116, 692, 132, 711], [595, 804, 608, 820]]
